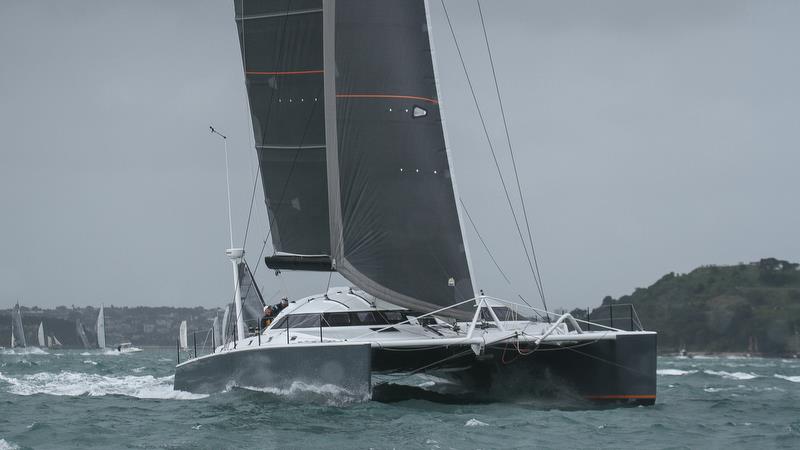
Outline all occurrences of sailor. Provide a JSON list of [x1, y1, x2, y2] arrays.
[[261, 305, 274, 328], [274, 297, 289, 314]]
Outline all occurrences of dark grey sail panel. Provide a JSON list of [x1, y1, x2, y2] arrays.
[[324, 0, 475, 316], [235, 0, 330, 256], [238, 260, 266, 328]]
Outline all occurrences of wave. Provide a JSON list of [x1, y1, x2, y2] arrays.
[[0, 371, 206, 400], [774, 374, 800, 383], [657, 369, 697, 376], [704, 370, 759, 380], [0, 438, 19, 450], [1, 347, 49, 355], [465, 418, 489, 427], [237, 381, 368, 405]]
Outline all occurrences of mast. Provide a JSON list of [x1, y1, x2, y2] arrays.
[[209, 126, 246, 343], [227, 248, 246, 342]]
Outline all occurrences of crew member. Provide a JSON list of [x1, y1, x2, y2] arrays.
[[261, 305, 274, 328]]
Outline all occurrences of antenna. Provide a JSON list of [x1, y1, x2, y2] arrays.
[[210, 126, 234, 248]]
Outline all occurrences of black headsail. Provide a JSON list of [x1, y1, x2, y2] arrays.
[[235, 0, 331, 263], [323, 0, 476, 316]]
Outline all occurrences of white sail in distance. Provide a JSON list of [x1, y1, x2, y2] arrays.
[[179, 320, 188, 350], [96, 305, 106, 349], [221, 304, 230, 346], [212, 316, 221, 348], [38, 322, 45, 347]]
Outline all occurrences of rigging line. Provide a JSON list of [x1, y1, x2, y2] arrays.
[[241, 162, 261, 249], [439, 0, 546, 315], [476, 0, 548, 314], [325, 270, 334, 294], [459, 198, 512, 285]]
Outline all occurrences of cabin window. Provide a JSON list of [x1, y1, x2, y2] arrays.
[[274, 310, 413, 328], [272, 313, 320, 329], [322, 312, 351, 327]]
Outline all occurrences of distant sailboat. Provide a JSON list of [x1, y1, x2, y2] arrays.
[[37, 322, 46, 348], [50, 334, 63, 348], [75, 319, 90, 349], [11, 302, 26, 348], [179, 320, 188, 351], [96, 305, 106, 349], [220, 304, 230, 346]]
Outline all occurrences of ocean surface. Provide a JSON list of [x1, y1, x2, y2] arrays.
[[0, 349, 798, 449]]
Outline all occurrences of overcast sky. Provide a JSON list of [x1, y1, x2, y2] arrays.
[[1, 0, 798, 310]]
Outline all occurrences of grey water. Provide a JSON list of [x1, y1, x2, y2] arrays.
[[0, 350, 799, 449]]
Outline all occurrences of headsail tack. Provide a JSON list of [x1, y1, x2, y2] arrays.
[[323, 0, 475, 316]]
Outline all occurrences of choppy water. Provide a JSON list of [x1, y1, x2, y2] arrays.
[[0, 349, 799, 449]]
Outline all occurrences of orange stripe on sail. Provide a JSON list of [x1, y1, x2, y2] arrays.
[[335, 93, 439, 105]]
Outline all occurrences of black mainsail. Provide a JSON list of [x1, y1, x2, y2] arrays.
[[235, 0, 330, 259], [323, 0, 476, 315]]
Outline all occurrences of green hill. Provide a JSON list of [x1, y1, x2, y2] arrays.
[[577, 258, 800, 356]]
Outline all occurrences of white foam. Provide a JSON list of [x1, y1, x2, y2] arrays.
[[239, 381, 368, 405], [774, 374, 800, 383], [0, 348, 48, 355], [464, 418, 489, 427], [0, 438, 19, 450], [704, 370, 759, 380], [0, 371, 206, 400], [657, 369, 697, 376], [82, 360, 98, 366]]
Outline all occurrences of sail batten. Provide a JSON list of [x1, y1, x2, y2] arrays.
[[323, 0, 475, 316]]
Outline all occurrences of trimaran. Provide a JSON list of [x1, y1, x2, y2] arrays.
[[174, 0, 657, 404]]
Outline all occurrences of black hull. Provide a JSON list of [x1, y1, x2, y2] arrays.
[[373, 333, 657, 405], [174, 343, 372, 397]]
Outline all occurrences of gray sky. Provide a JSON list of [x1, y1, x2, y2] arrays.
[[1, 0, 798, 310]]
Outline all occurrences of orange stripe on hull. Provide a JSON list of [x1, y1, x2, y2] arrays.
[[335, 93, 439, 105], [585, 394, 657, 400]]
